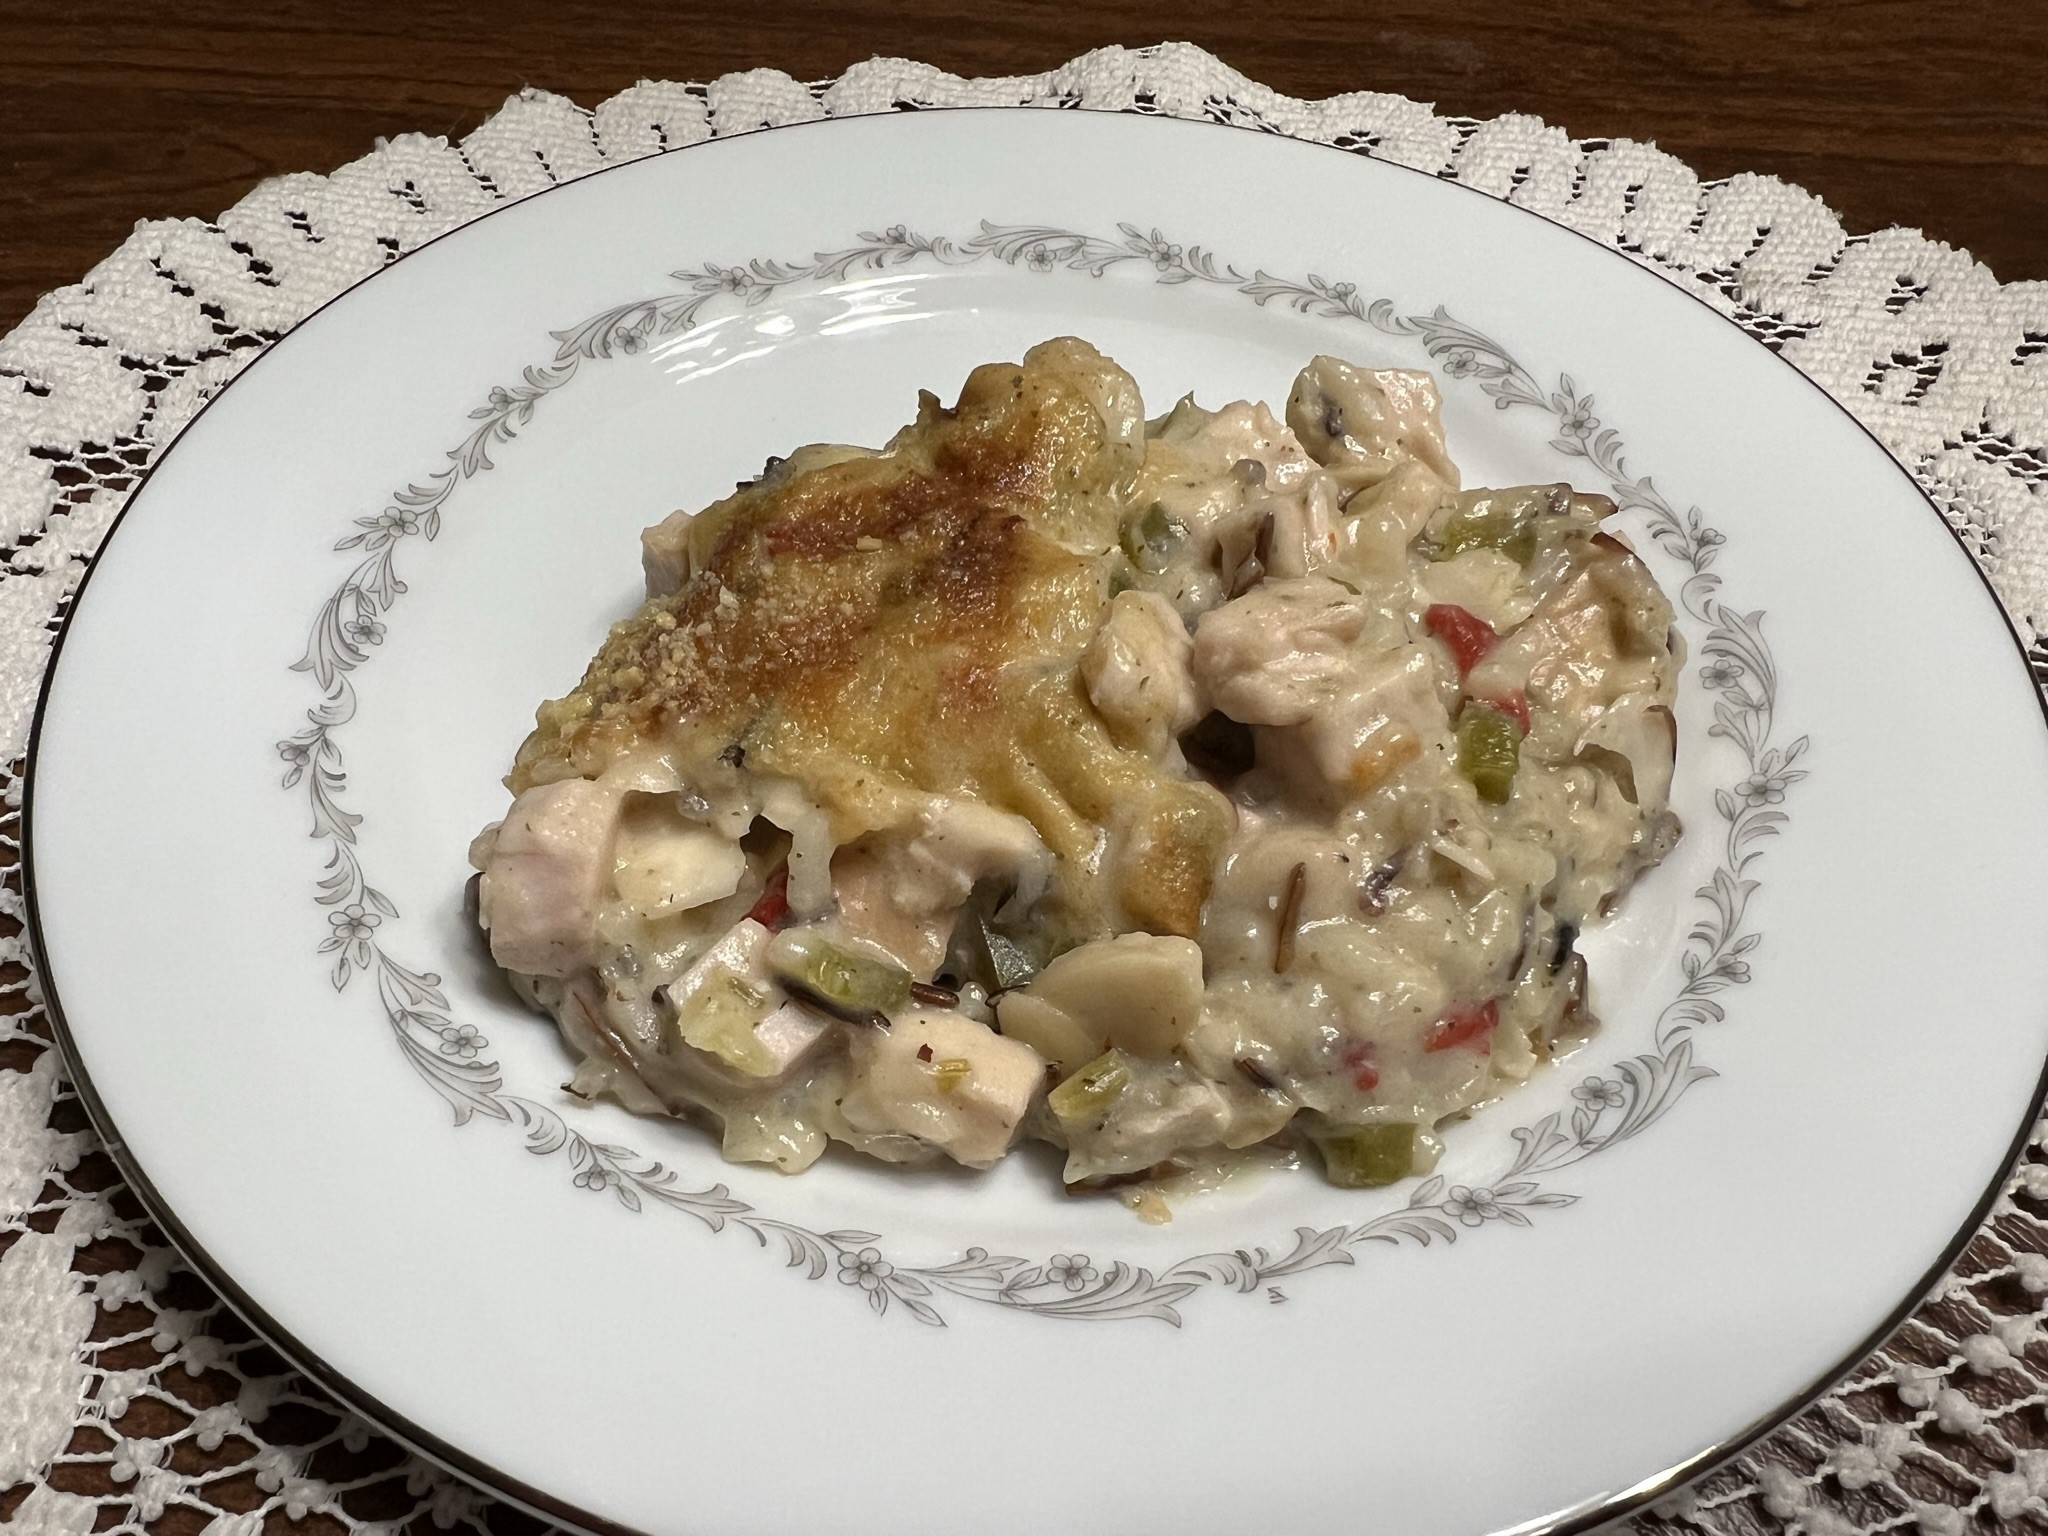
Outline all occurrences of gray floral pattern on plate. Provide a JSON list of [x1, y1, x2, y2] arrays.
[[278, 221, 1807, 1327]]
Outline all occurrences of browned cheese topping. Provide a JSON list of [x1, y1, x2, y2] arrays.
[[509, 340, 1228, 942]]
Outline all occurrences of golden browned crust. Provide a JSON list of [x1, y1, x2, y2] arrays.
[[508, 342, 1227, 940]]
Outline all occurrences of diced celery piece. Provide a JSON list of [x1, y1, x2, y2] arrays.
[[1048, 1050, 1132, 1125], [767, 929, 912, 1016], [676, 971, 777, 1076], [1310, 1122, 1417, 1188], [930, 1057, 974, 1093], [1429, 487, 1546, 565], [1457, 704, 1522, 804]]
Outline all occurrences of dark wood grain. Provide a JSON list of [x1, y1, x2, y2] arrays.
[[2, 0, 2044, 334]]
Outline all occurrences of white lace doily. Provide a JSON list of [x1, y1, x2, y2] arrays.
[[4, 42, 2046, 1536]]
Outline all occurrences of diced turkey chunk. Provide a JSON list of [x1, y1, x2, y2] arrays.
[[610, 796, 747, 918], [1261, 476, 1343, 581], [839, 1008, 1044, 1168], [1022, 933, 1206, 1060], [898, 798, 1052, 914], [640, 508, 695, 597], [1466, 539, 1677, 729], [665, 919, 824, 1081], [826, 802, 1051, 979], [1193, 581, 1450, 795], [1588, 532, 1677, 656], [749, 1002, 832, 1078], [1148, 398, 1316, 489], [1191, 577, 1367, 726], [1082, 590, 1203, 756], [828, 844, 952, 977], [667, 921, 770, 1015], [476, 778, 625, 976], [1068, 1070, 1235, 1182], [1575, 693, 1677, 811], [1286, 358, 1458, 488], [1338, 459, 1457, 578], [1301, 643, 1450, 792]]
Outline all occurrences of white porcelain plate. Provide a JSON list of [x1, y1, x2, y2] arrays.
[[28, 110, 2048, 1536]]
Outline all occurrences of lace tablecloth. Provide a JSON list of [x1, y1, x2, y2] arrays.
[[4, 41, 2046, 1536]]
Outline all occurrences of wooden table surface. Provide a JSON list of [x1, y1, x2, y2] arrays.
[[1, 0, 2043, 336]]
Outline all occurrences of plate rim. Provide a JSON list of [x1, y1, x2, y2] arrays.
[[23, 103, 2048, 1536]]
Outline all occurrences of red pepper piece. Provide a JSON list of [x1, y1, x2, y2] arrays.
[[744, 865, 790, 929], [1484, 689, 1531, 735], [1342, 1041, 1380, 1092], [1424, 999, 1499, 1054], [1424, 603, 1498, 675]]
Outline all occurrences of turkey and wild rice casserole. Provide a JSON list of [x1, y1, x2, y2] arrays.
[[467, 339, 1681, 1210]]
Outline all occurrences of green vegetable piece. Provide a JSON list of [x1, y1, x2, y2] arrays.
[[1429, 488, 1544, 565], [943, 903, 1042, 995], [1457, 704, 1523, 804], [930, 1057, 974, 1093], [767, 929, 912, 1017], [1119, 502, 1185, 575], [979, 914, 1040, 991], [1311, 1122, 1417, 1188], [675, 972, 777, 1076], [1048, 1050, 1132, 1124]]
